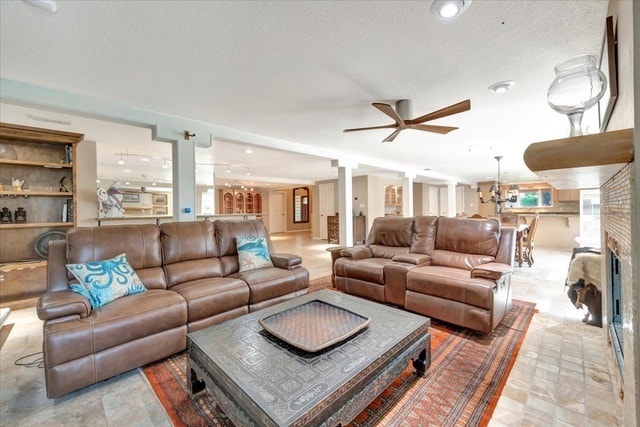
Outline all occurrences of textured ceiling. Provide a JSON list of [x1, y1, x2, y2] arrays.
[[0, 0, 608, 186]]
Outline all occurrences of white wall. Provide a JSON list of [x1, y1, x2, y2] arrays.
[[76, 140, 97, 226]]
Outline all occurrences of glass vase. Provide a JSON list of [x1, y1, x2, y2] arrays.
[[547, 54, 606, 137]]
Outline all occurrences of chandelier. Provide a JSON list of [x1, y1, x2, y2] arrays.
[[477, 156, 519, 213]]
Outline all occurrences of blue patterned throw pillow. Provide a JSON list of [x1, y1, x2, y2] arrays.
[[66, 253, 146, 309], [236, 236, 274, 272]]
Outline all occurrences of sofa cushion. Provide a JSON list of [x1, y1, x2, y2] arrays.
[[406, 266, 496, 309], [66, 224, 166, 289], [170, 277, 249, 322], [160, 221, 218, 263], [334, 257, 393, 285], [435, 217, 500, 257], [370, 245, 410, 259], [231, 267, 308, 304], [430, 249, 495, 270], [215, 220, 274, 276], [160, 221, 225, 287], [67, 253, 146, 309], [237, 236, 274, 271], [43, 289, 187, 366], [366, 217, 413, 247], [411, 216, 438, 255]]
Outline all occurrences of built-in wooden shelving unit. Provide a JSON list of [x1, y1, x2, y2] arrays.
[[523, 128, 634, 189]]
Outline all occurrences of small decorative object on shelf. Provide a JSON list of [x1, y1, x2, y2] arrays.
[[59, 176, 72, 192], [66, 198, 74, 222], [547, 54, 606, 137], [11, 178, 25, 191], [64, 144, 73, 164], [14, 207, 26, 224], [1, 207, 11, 223]]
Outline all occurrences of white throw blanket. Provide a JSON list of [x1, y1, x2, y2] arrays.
[[566, 253, 602, 291]]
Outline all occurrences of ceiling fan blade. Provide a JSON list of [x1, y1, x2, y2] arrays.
[[410, 124, 459, 134], [383, 128, 403, 142], [373, 103, 405, 125], [408, 99, 471, 124], [343, 124, 398, 133]]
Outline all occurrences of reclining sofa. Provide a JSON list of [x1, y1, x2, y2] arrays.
[[329, 216, 515, 334], [37, 219, 308, 398]]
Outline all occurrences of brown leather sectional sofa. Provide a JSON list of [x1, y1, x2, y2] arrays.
[[37, 219, 308, 398], [329, 216, 516, 334]]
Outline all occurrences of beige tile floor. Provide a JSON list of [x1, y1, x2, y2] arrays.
[[0, 232, 622, 426]]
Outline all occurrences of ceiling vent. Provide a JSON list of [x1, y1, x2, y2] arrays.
[[27, 114, 72, 126]]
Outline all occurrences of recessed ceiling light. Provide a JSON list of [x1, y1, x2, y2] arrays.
[[152, 182, 157, 186], [24, 0, 57, 13], [430, 0, 471, 20], [488, 80, 516, 94], [96, 179, 100, 184], [244, 148, 254, 154], [140, 158, 150, 162], [125, 181, 130, 185], [123, 169, 131, 173]]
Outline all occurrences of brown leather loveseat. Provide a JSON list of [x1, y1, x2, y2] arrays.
[[330, 216, 515, 334], [37, 219, 308, 398]]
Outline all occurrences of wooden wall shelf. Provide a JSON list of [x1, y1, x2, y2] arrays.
[[0, 222, 73, 229], [0, 191, 73, 197], [523, 128, 634, 189], [0, 159, 72, 168]]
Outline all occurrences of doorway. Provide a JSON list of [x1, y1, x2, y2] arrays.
[[269, 191, 286, 233], [319, 183, 335, 240]]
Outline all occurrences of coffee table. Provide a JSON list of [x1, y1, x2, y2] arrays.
[[187, 289, 431, 426]]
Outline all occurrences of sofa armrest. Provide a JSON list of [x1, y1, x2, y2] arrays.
[[471, 262, 514, 281], [391, 253, 431, 265], [340, 246, 371, 260], [37, 290, 91, 321], [270, 253, 302, 270]]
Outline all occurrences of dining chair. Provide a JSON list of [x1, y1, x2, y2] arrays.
[[522, 214, 539, 266], [500, 213, 518, 224]]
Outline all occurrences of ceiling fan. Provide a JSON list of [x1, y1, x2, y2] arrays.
[[344, 99, 471, 142]]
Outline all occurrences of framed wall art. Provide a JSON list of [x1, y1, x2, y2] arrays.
[[153, 194, 168, 205], [122, 193, 139, 203], [153, 206, 168, 215], [598, 15, 618, 132]]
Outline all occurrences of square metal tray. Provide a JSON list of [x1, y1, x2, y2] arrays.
[[258, 299, 371, 352]]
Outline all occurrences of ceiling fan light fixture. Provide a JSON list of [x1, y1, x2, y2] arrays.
[[488, 80, 516, 94], [431, 0, 470, 20]]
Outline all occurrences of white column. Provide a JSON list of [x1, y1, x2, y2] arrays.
[[332, 159, 356, 247], [172, 137, 196, 221], [402, 173, 415, 217], [447, 180, 457, 218]]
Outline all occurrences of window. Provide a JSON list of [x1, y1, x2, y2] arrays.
[[515, 188, 553, 208], [579, 189, 600, 247]]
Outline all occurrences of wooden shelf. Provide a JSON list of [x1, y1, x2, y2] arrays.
[[0, 222, 73, 229], [0, 191, 73, 197], [0, 260, 47, 271], [0, 159, 72, 168], [523, 128, 634, 189]]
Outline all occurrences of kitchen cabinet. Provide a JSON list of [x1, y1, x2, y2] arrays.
[[219, 190, 263, 214], [555, 189, 580, 202]]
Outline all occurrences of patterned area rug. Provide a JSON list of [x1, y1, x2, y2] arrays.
[[142, 284, 535, 427]]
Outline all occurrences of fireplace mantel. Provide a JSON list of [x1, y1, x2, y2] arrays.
[[523, 128, 634, 189]]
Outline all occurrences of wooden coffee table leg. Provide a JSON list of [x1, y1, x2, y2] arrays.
[[187, 357, 207, 396], [412, 348, 428, 376]]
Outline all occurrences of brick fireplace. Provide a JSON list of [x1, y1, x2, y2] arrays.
[[601, 163, 637, 416]]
